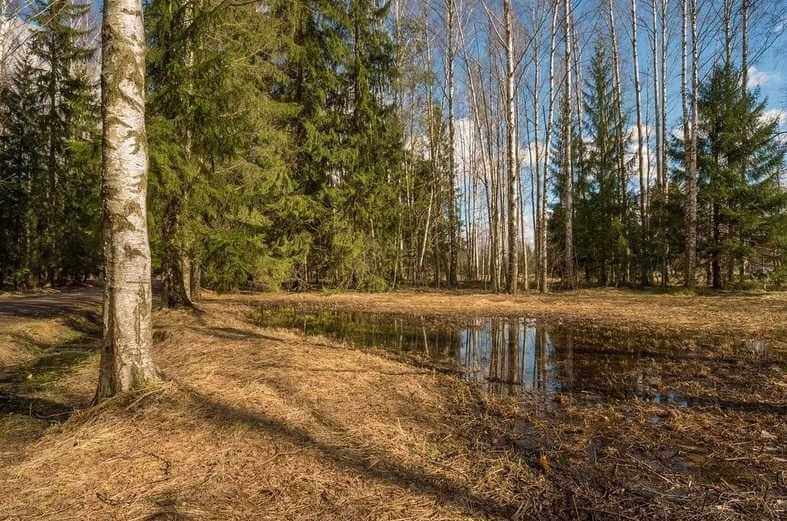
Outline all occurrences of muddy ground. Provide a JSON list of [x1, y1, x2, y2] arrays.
[[0, 289, 785, 520]]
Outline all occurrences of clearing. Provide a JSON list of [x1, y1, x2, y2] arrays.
[[0, 289, 785, 520]]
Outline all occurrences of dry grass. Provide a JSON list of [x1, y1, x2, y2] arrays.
[[0, 290, 784, 520], [226, 288, 787, 344]]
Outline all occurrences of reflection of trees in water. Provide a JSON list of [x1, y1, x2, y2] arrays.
[[261, 307, 706, 403], [454, 319, 561, 396]]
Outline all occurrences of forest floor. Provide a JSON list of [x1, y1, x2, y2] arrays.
[[0, 288, 785, 520]]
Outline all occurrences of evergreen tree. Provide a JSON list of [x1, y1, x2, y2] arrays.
[[576, 43, 629, 285], [284, 0, 404, 290], [695, 65, 786, 288], [0, 0, 100, 288], [0, 58, 42, 288], [146, 0, 302, 301], [670, 64, 786, 288]]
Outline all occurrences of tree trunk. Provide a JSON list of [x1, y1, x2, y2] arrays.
[[190, 260, 201, 301], [685, 0, 699, 287], [446, 0, 458, 287], [504, 0, 519, 295], [659, 0, 667, 193], [630, 0, 649, 286], [608, 0, 629, 285], [97, 0, 158, 400], [563, 0, 575, 289], [541, 1, 559, 293]]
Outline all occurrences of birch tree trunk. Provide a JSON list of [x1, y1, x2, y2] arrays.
[[630, 0, 649, 285], [685, 0, 699, 287], [563, 0, 575, 289], [532, 9, 542, 291], [608, 0, 629, 285], [680, 0, 691, 285], [540, 0, 559, 293], [659, 0, 667, 193], [651, 0, 662, 191], [97, 0, 158, 400], [446, 0, 459, 287], [504, 0, 519, 294], [741, 0, 749, 89]]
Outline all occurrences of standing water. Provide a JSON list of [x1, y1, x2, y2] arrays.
[[256, 305, 780, 407]]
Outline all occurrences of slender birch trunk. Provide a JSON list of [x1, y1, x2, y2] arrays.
[[532, 12, 542, 290], [541, 0, 559, 292], [608, 0, 628, 284], [630, 0, 648, 285], [659, 0, 667, 193], [651, 0, 662, 190], [723, 0, 732, 66], [741, 0, 749, 89], [680, 0, 692, 285], [97, 0, 158, 399], [446, 0, 459, 287], [504, 0, 519, 294], [685, 0, 699, 287], [563, 0, 575, 289]]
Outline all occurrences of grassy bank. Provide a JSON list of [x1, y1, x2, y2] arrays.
[[232, 288, 787, 344], [0, 290, 785, 519]]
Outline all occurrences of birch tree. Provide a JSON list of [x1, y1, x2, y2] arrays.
[[97, 0, 158, 398], [446, 0, 459, 287], [503, 0, 519, 294], [684, 0, 699, 287], [540, 0, 559, 292], [629, 0, 648, 285], [562, 0, 575, 288]]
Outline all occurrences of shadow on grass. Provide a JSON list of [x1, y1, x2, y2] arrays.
[[180, 385, 519, 519], [0, 314, 100, 423]]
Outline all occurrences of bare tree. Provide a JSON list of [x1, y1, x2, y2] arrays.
[[503, 0, 519, 294], [540, 0, 559, 293], [96, 0, 158, 399], [562, 0, 575, 289], [630, 0, 648, 285], [684, 0, 699, 287], [650, 0, 662, 190], [446, 0, 459, 287]]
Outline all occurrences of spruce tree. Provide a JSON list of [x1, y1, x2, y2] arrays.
[[146, 0, 301, 299], [28, 0, 100, 285], [0, 58, 43, 288]]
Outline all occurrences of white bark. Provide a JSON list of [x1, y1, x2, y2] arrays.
[[630, 0, 647, 239], [504, 0, 519, 294], [97, 0, 158, 399], [541, 0, 559, 292], [563, 0, 575, 288]]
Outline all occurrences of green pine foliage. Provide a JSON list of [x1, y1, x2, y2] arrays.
[[146, 0, 303, 298], [0, 0, 100, 288], [283, 0, 405, 290], [573, 44, 631, 285], [693, 65, 786, 287]]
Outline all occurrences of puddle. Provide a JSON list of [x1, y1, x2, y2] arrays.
[[255, 305, 781, 406]]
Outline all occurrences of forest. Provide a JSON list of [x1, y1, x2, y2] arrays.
[[1, 0, 784, 296], [0, 0, 786, 519]]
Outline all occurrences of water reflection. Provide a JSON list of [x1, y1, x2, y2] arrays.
[[256, 306, 774, 405]]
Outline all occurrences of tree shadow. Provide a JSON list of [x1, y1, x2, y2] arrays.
[[0, 288, 102, 321], [181, 386, 518, 519], [0, 392, 77, 420]]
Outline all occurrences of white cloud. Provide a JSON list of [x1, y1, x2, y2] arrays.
[[747, 66, 772, 88]]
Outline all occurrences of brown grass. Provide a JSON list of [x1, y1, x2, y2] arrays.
[[0, 291, 785, 520], [223, 288, 787, 345]]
